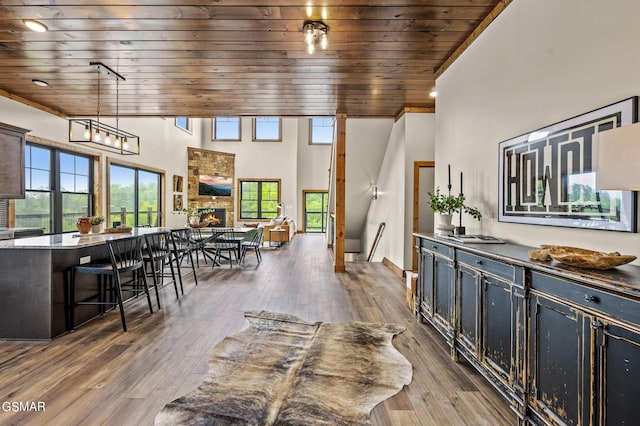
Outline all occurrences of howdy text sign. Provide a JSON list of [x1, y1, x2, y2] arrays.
[[498, 97, 637, 232]]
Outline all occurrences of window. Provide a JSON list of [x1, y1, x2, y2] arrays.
[[175, 117, 192, 134], [310, 117, 335, 144], [239, 179, 280, 219], [252, 117, 281, 141], [212, 117, 241, 141], [304, 191, 329, 232], [109, 163, 161, 227], [14, 144, 93, 234]]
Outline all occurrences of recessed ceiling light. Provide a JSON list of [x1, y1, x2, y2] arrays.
[[23, 19, 48, 33], [32, 79, 49, 87], [429, 90, 437, 98]]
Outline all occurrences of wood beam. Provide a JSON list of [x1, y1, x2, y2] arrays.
[[334, 113, 346, 273]]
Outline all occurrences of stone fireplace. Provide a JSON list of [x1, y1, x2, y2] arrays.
[[187, 147, 235, 228]]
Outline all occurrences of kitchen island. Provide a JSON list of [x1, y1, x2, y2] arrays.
[[0, 227, 168, 340]]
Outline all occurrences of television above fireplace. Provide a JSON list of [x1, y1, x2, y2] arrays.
[[198, 175, 232, 196]]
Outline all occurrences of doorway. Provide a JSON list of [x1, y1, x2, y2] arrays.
[[412, 161, 435, 270], [303, 190, 329, 233]]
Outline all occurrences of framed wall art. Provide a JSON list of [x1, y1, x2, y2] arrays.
[[173, 175, 183, 192], [498, 97, 638, 232], [173, 194, 183, 211]]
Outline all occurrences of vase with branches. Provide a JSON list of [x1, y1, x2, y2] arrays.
[[428, 187, 481, 235]]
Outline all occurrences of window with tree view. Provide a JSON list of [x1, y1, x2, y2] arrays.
[[109, 164, 161, 227], [14, 144, 93, 234], [304, 191, 328, 232], [239, 180, 279, 219]]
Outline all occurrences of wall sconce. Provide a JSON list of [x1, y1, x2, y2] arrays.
[[302, 20, 329, 54], [372, 185, 378, 200]]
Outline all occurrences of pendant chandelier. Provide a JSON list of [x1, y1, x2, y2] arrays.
[[69, 62, 140, 155], [302, 20, 329, 54]]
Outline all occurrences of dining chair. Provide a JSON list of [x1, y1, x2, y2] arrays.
[[68, 235, 153, 332], [239, 226, 263, 265], [203, 227, 238, 268]]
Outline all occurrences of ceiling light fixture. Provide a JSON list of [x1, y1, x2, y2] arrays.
[[429, 90, 437, 98], [31, 79, 49, 87], [69, 62, 140, 155], [23, 19, 48, 32], [302, 20, 329, 55]]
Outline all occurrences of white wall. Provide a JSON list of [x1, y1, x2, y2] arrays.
[[204, 117, 299, 227], [436, 0, 640, 260], [364, 117, 405, 264], [360, 113, 435, 269], [296, 119, 332, 229], [0, 96, 201, 229], [344, 118, 394, 251], [0, 97, 334, 233], [204, 117, 333, 230], [404, 113, 436, 268]]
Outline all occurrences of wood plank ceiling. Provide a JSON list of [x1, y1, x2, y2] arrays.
[[0, 1, 504, 118]]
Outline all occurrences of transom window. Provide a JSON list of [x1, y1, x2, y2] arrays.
[[239, 179, 280, 219], [14, 144, 93, 234], [252, 117, 282, 142], [213, 117, 241, 141], [175, 117, 192, 134], [310, 117, 335, 144]]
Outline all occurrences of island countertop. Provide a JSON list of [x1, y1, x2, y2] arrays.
[[0, 227, 170, 250], [0, 226, 173, 340]]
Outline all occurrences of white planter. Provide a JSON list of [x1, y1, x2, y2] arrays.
[[436, 214, 456, 236]]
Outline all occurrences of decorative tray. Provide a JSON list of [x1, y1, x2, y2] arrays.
[[529, 245, 636, 270], [103, 227, 132, 234]]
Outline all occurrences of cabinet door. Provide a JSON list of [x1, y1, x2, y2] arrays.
[[482, 274, 513, 381], [0, 123, 27, 199], [433, 254, 454, 329], [419, 248, 434, 317], [529, 292, 590, 426], [457, 264, 479, 354], [598, 322, 640, 425]]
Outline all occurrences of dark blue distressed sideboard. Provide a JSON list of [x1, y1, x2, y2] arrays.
[[414, 233, 640, 425]]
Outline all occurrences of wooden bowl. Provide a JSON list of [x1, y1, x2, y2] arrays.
[[545, 245, 636, 270]]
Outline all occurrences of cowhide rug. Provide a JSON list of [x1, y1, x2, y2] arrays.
[[155, 310, 413, 425]]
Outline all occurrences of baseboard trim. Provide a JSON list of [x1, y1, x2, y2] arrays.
[[382, 257, 403, 278]]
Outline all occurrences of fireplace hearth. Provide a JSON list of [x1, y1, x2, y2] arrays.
[[199, 208, 226, 227]]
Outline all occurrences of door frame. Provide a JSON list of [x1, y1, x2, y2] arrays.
[[412, 161, 435, 271], [302, 189, 329, 233]]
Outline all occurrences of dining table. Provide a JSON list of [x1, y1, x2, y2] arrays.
[[185, 227, 252, 265]]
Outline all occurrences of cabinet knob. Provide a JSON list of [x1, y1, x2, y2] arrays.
[[591, 320, 603, 329], [476, 260, 483, 265], [584, 294, 598, 302]]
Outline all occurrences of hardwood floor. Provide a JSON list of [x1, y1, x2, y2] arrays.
[[0, 234, 515, 425]]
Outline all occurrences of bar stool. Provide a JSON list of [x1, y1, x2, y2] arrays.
[[143, 231, 180, 309], [170, 229, 199, 287], [68, 236, 153, 332]]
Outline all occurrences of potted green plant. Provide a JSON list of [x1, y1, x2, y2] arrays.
[[428, 187, 481, 235], [90, 215, 104, 233]]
